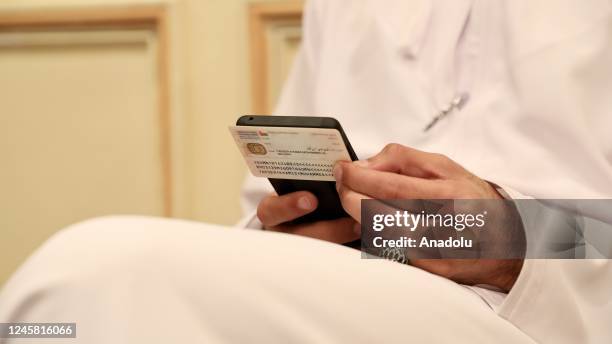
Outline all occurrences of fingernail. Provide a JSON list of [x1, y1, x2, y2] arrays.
[[333, 162, 343, 182], [297, 196, 313, 211]]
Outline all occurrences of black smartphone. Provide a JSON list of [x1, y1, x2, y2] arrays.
[[236, 115, 358, 224]]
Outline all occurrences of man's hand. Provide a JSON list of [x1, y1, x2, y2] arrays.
[[333, 143, 523, 292], [257, 191, 359, 244]]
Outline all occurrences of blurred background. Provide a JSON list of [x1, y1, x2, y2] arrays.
[[0, 0, 303, 285]]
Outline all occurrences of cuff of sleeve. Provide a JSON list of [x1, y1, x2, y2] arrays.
[[498, 259, 544, 318], [235, 210, 264, 230], [487, 182, 540, 315], [491, 182, 533, 200]]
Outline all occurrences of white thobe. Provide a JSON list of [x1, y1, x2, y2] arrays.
[[240, 0, 612, 342], [1, 0, 611, 343]]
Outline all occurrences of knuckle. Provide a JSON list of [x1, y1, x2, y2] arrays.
[[440, 155, 457, 170], [383, 143, 403, 155], [426, 153, 456, 177], [442, 154, 464, 172], [433, 153, 451, 164]]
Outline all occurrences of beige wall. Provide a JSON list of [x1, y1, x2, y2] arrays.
[[0, 0, 302, 285]]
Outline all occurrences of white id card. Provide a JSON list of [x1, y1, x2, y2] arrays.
[[228, 126, 352, 181]]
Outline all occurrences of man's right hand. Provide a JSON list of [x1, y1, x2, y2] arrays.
[[257, 191, 359, 244]]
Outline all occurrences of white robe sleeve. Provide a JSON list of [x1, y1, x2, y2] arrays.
[[496, 4, 612, 343]]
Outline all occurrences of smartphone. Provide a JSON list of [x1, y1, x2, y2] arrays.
[[236, 115, 358, 224]]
